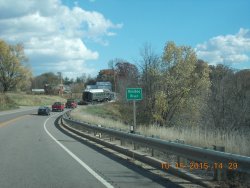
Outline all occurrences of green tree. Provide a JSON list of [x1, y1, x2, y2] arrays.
[[32, 72, 60, 89], [76, 74, 87, 84], [85, 75, 96, 86], [64, 76, 71, 85], [0, 39, 32, 92]]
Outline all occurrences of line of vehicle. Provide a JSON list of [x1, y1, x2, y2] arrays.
[[0, 115, 29, 128], [43, 113, 114, 188]]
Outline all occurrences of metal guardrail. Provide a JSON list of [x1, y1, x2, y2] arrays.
[[62, 114, 250, 174]]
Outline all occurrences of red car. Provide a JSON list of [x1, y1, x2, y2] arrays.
[[52, 102, 65, 112], [65, 99, 77, 108]]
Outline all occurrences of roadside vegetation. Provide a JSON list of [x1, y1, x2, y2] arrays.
[[71, 103, 250, 157], [0, 94, 18, 111], [1, 38, 249, 157], [70, 41, 249, 157], [0, 92, 66, 111], [71, 103, 127, 130], [7, 93, 66, 106]]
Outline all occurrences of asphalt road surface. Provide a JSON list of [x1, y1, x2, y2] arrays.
[[0, 108, 190, 188]]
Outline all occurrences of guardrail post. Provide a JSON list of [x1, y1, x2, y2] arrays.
[[151, 135, 155, 157], [133, 142, 138, 150], [98, 125, 102, 138], [175, 139, 185, 165], [120, 139, 124, 146], [213, 145, 226, 181]]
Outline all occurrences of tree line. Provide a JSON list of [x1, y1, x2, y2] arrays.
[[1, 38, 249, 129], [31, 72, 91, 94], [0, 39, 94, 94], [108, 42, 250, 129]]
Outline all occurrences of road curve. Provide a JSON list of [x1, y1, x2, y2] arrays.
[[0, 109, 186, 188]]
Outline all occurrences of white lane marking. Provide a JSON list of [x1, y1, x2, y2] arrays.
[[43, 114, 114, 188]]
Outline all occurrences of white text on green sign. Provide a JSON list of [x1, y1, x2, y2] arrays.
[[126, 88, 142, 100]]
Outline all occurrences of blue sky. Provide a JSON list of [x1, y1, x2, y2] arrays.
[[0, 0, 250, 78]]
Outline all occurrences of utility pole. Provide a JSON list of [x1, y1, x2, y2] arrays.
[[57, 72, 63, 96], [114, 69, 116, 93]]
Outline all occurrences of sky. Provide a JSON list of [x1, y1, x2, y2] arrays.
[[0, 0, 250, 78]]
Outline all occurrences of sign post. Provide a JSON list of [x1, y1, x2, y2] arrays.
[[133, 100, 136, 131], [126, 88, 142, 133]]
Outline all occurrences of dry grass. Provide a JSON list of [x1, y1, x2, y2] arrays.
[[6, 93, 66, 106], [0, 92, 66, 111], [0, 94, 17, 111], [71, 105, 128, 131], [71, 104, 250, 157], [137, 125, 250, 156]]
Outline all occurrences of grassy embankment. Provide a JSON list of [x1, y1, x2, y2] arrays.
[[0, 92, 66, 111], [71, 102, 250, 156], [0, 94, 18, 111]]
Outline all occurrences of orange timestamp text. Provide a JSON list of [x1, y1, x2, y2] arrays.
[[161, 161, 238, 170]]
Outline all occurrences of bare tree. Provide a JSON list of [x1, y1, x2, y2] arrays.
[[115, 60, 139, 101], [137, 43, 161, 124], [208, 65, 250, 129]]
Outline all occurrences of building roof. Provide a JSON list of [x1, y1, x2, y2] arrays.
[[96, 82, 111, 85], [86, 85, 98, 89], [32, 89, 45, 92], [84, 89, 109, 93]]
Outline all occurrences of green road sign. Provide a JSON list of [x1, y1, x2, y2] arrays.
[[126, 88, 142, 100]]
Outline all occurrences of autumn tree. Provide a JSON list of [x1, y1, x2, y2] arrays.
[[0, 39, 32, 92], [152, 42, 210, 127], [96, 69, 115, 90], [97, 69, 114, 81]]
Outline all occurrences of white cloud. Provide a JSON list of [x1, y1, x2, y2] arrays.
[[25, 36, 98, 61], [195, 28, 250, 65], [0, 0, 122, 77]]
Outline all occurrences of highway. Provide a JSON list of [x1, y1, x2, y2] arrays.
[[0, 108, 186, 188]]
